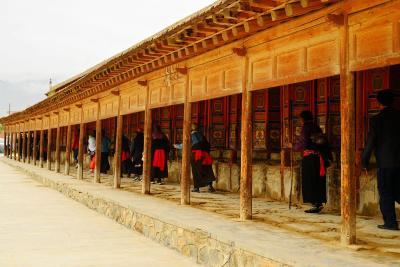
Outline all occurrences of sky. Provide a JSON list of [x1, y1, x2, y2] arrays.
[[0, 0, 216, 116]]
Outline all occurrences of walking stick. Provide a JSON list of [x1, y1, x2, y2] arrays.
[[289, 100, 294, 210]]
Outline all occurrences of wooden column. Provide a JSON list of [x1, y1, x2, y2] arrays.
[[14, 132, 17, 160], [47, 128, 52, 170], [39, 130, 44, 167], [114, 115, 122, 188], [142, 81, 152, 195], [23, 131, 27, 162], [17, 132, 21, 161], [340, 13, 356, 245], [27, 131, 31, 164], [95, 119, 102, 183], [65, 125, 72, 175], [55, 126, 61, 172], [33, 130, 37, 165], [9, 132, 15, 159], [3, 131, 6, 157], [3, 131, 7, 157], [239, 51, 253, 221], [181, 70, 191, 205], [77, 123, 85, 180]]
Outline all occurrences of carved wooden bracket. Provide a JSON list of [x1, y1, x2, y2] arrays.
[[138, 80, 148, 86], [63, 108, 70, 112], [90, 98, 99, 103], [111, 90, 120, 96], [232, 47, 247, 57], [53, 111, 59, 115], [176, 67, 188, 75], [327, 13, 344, 25], [75, 104, 82, 108]]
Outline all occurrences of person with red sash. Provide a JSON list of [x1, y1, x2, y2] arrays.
[[175, 124, 216, 193], [292, 110, 332, 213], [151, 125, 170, 185], [121, 134, 133, 177]]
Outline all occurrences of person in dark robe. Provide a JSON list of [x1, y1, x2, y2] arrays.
[[174, 124, 216, 193], [362, 90, 400, 230], [121, 134, 133, 177], [151, 125, 170, 184], [130, 128, 144, 180], [100, 130, 111, 174], [72, 129, 79, 166], [293, 110, 331, 213]]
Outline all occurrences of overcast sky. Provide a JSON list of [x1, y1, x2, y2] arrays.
[[0, 0, 216, 116]]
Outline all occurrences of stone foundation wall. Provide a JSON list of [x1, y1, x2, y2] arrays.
[[8, 160, 288, 267], [52, 151, 398, 217]]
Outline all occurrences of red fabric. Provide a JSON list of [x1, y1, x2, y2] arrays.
[[192, 150, 203, 161], [152, 149, 166, 171], [121, 151, 130, 161], [192, 150, 213, 166], [303, 150, 325, 176], [90, 155, 96, 170]]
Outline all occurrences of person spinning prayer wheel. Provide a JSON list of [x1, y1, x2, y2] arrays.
[[174, 123, 216, 193], [151, 125, 170, 185], [289, 111, 332, 213]]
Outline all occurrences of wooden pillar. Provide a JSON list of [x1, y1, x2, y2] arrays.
[[340, 13, 356, 245], [33, 130, 37, 165], [22, 131, 27, 163], [47, 128, 52, 170], [39, 130, 44, 168], [114, 115, 122, 188], [77, 123, 85, 180], [142, 112, 152, 195], [181, 71, 191, 205], [17, 132, 21, 161], [239, 51, 253, 221], [4, 131, 7, 157], [13, 132, 17, 160], [55, 127, 61, 173], [27, 131, 31, 164], [65, 125, 72, 175], [95, 119, 102, 183]]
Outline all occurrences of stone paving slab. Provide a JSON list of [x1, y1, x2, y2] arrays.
[[3, 158, 400, 267]]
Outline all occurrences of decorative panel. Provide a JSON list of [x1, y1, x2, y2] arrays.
[[82, 103, 98, 123], [189, 55, 242, 102], [99, 96, 119, 119], [249, 23, 340, 91], [148, 66, 185, 108], [50, 115, 58, 129], [120, 82, 146, 115], [349, 1, 400, 70], [43, 117, 50, 129], [59, 111, 69, 127], [277, 49, 303, 79], [35, 120, 42, 131], [70, 108, 81, 124]]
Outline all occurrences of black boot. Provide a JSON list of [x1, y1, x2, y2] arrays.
[[208, 184, 215, 193], [191, 187, 200, 193]]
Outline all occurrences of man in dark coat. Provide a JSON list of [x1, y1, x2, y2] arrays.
[[362, 89, 400, 231]]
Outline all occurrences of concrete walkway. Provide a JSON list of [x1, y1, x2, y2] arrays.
[[0, 160, 199, 267]]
